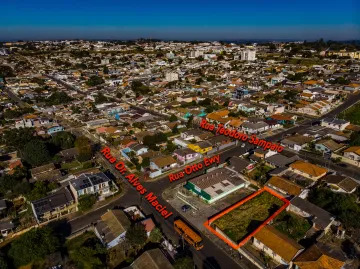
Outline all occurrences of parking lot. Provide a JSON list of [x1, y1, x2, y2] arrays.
[[162, 183, 253, 233]]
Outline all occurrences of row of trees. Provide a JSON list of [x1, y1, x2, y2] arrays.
[[0, 223, 180, 269]]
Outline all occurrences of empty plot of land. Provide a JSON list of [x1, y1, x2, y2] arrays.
[[213, 191, 284, 243]]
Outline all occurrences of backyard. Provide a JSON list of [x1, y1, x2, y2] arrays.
[[212, 191, 284, 243], [339, 103, 360, 125], [272, 211, 312, 241]]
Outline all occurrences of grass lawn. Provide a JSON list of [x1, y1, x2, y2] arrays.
[[65, 231, 97, 252], [213, 191, 284, 243], [61, 160, 82, 170], [273, 211, 311, 241], [248, 164, 273, 185], [339, 103, 360, 125]]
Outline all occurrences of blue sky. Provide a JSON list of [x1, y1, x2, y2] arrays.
[[1, 0, 359, 40]]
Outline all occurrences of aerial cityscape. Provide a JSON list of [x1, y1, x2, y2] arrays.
[[0, 1, 360, 269]]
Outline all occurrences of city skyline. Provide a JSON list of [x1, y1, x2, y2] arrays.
[[1, 0, 359, 40]]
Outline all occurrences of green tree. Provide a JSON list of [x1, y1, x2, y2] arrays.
[[195, 77, 203, 85], [186, 115, 194, 128], [75, 136, 93, 161], [169, 114, 178, 122], [0, 254, 9, 269], [116, 92, 123, 99], [22, 140, 51, 166], [45, 91, 73, 105], [172, 125, 179, 134], [174, 256, 194, 269], [0, 65, 15, 78], [165, 141, 177, 154], [86, 76, 104, 87], [126, 223, 147, 248], [2, 127, 36, 150], [50, 131, 76, 149], [308, 186, 360, 229], [78, 194, 97, 212], [28, 181, 50, 201], [68, 236, 107, 269], [95, 93, 108, 104], [103, 66, 109, 74], [143, 133, 167, 151], [141, 157, 150, 168], [8, 227, 59, 267], [149, 227, 162, 243]]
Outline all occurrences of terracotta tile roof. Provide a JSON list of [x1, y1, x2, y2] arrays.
[[316, 139, 344, 152], [152, 156, 177, 168], [303, 80, 318, 85], [254, 225, 304, 263], [294, 243, 346, 269], [290, 161, 327, 178], [266, 176, 303, 196], [343, 146, 360, 155], [301, 93, 313, 98], [270, 114, 294, 121]]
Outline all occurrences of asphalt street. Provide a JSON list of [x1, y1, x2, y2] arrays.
[[5, 77, 360, 268]]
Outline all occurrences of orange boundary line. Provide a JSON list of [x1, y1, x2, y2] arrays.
[[203, 187, 290, 250]]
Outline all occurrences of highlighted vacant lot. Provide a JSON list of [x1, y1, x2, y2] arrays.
[[204, 187, 290, 249]]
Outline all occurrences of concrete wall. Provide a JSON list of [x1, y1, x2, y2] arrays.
[[331, 153, 360, 167]]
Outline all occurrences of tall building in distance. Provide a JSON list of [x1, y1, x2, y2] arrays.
[[189, 50, 204, 58], [165, 72, 179, 82], [240, 50, 256, 61]]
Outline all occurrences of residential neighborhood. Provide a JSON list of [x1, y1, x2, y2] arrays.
[[0, 38, 359, 269]]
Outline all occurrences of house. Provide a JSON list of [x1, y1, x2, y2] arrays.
[[315, 139, 344, 154], [227, 156, 254, 172], [233, 87, 250, 99], [69, 172, 117, 200], [30, 163, 62, 183], [206, 109, 230, 124], [188, 141, 213, 154], [266, 176, 303, 197], [265, 153, 300, 168], [288, 197, 334, 232], [0, 221, 15, 237], [281, 135, 314, 151], [253, 148, 277, 159], [140, 218, 156, 236], [293, 242, 347, 269], [47, 125, 65, 135], [238, 103, 257, 113], [150, 156, 178, 172], [253, 225, 304, 266], [129, 143, 149, 156], [180, 129, 207, 141], [59, 148, 80, 161], [322, 174, 359, 193], [31, 187, 77, 224], [343, 146, 360, 161], [184, 167, 249, 203], [173, 148, 201, 164], [268, 114, 296, 125], [289, 161, 328, 180], [241, 121, 269, 134], [321, 118, 350, 131], [94, 209, 131, 249], [125, 249, 174, 269], [266, 104, 285, 114]]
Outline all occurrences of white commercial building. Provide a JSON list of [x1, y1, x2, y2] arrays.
[[165, 72, 179, 82], [240, 50, 256, 61]]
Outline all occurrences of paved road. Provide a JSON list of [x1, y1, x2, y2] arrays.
[[267, 93, 360, 142], [68, 154, 247, 269], [3, 87, 27, 108], [287, 149, 360, 181]]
